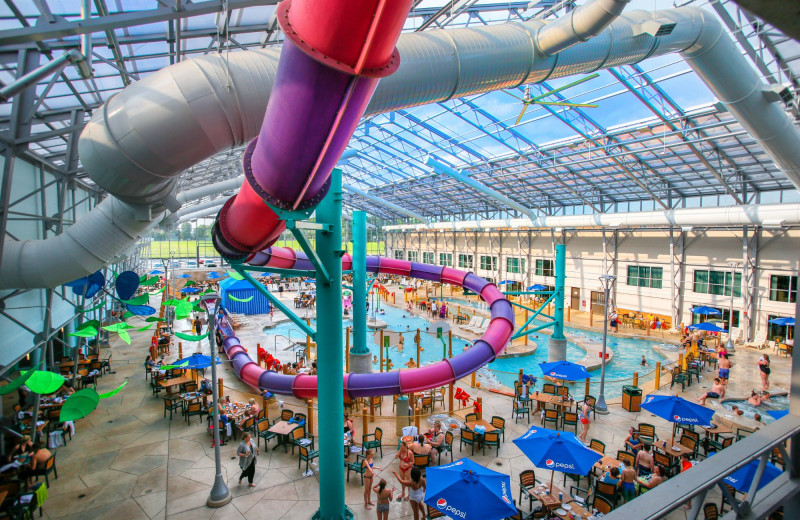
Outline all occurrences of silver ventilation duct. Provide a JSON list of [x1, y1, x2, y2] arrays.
[[2, 6, 799, 289]]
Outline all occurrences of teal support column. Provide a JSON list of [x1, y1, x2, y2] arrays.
[[548, 244, 567, 361], [312, 169, 351, 520], [349, 211, 371, 373]]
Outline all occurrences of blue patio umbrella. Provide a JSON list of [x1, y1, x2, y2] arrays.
[[691, 306, 722, 315], [539, 360, 590, 381], [723, 458, 782, 493], [527, 284, 547, 291], [149, 269, 164, 275], [688, 322, 727, 333], [767, 410, 789, 420], [513, 426, 602, 487], [180, 287, 200, 294], [497, 280, 514, 285], [174, 353, 220, 370], [207, 271, 221, 279], [424, 458, 516, 520], [641, 394, 714, 442], [178, 274, 192, 279], [768, 317, 795, 327]]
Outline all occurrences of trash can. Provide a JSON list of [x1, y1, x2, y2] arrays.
[[622, 385, 642, 412]]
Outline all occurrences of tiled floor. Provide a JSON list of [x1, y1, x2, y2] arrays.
[[29, 289, 791, 520]]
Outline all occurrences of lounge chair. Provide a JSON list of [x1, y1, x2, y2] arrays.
[[745, 330, 767, 349]]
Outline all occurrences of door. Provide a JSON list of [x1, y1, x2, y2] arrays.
[[591, 291, 605, 316], [571, 287, 580, 309]]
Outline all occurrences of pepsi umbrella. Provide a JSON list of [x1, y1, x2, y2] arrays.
[[424, 458, 516, 520], [767, 410, 789, 420], [641, 394, 714, 442], [768, 317, 795, 327], [173, 353, 220, 370], [723, 458, 782, 493], [539, 360, 590, 381], [688, 322, 727, 333], [527, 284, 547, 291], [691, 306, 722, 315], [513, 426, 602, 487], [180, 287, 200, 294]]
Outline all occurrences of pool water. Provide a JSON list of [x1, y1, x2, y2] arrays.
[[440, 297, 488, 312], [721, 395, 788, 424], [262, 305, 666, 399]]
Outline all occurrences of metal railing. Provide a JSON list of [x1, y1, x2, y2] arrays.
[[607, 415, 800, 519]]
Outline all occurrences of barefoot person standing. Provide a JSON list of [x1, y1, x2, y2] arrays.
[[579, 397, 591, 443], [758, 354, 771, 391]]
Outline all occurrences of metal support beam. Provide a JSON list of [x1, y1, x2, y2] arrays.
[[670, 227, 686, 330], [742, 226, 759, 342], [351, 211, 368, 357]]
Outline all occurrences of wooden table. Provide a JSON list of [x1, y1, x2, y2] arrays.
[[553, 501, 590, 519], [158, 373, 194, 389], [527, 481, 573, 516], [549, 395, 574, 411], [594, 455, 621, 471], [268, 420, 299, 451], [657, 441, 693, 458], [60, 360, 90, 369], [465, 420, 496, 433], [528, 392, 555, 413], [701, 423, 733, 440]]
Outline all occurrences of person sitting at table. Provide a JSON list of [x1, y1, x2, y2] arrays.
[[601, 466, 622, 488], [636, 465, 665, 493], [144, 355, 155, 369], [245, 398, 260, 418], [625, 428, 643, 454], [636, 444, 654, 476], [748, 390, 763, 407], [410, 435, 432, 460], [20, 441, 51, 486], [426, 422, 445, 463], [9, 435, 32, 460], [57, 380, 75, 397], [696, 378, 725, 405]]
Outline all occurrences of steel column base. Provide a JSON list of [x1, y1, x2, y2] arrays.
[[312, 505, 356, 520], [349, 352, 372, 374], [548, 338, 567, 362], [206, 491, 232, 508]]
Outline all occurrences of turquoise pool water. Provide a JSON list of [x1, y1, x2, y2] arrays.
[[262, 305, 667, 398], [721, 395, 788, 424]]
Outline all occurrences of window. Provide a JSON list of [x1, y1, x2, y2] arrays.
[[458, 254, 473, 269], [770, 275, 797, 303], [394, 250, 404, 260], [767, 314, 794, 343], [506, 257, 525, 274], [480, 255, 497, 271], [407, 251, 418, 262], [626, 266, 663, 289], [422, 252, 434, 264], [692, 309, 739, 329], [693, 270, 742, 297], [535, 259, 554, 277], [439, 253, 452, 267]]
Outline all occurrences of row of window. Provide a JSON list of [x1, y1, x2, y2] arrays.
[[393, 250, 797, 303]]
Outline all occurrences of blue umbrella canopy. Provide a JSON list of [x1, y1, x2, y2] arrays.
[[767, 410, 789, 420], [527, 284, 547, 291], [181, 287, 200, 293], [173, 353, 220, 370], [539, 360, 590, 381], [768, 317, 795, 326], [497, 280, 514, 285], [641, 395, 715, 428], [424, 458, 516, 520], [115, 271, 140, 300], [691, 306, 722, 315], [688, 322, 727, 333], [723, 458, 782, 493], [513, 426, 602, 477], [149, 269, 164, 275], [126, 304, 156, 316], [178, 273, 192, 279], [206, 271, 222, 279]]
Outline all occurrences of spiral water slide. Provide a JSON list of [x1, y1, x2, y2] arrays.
[[217, 247, 515, 399]]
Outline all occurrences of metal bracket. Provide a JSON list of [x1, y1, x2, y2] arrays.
[[286, 220, 330, 284]]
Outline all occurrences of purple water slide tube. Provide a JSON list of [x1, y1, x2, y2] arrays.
[[216, 248, 514, 398]]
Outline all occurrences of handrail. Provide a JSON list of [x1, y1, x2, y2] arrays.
[[606, 415, 800, 519]]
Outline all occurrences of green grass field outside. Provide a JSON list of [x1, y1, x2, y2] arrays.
[[144, 240, 385, 258]]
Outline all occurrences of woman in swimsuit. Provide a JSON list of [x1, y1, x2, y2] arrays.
[[758, 354, 771, 391], [372, 478, 394, 520], [394, 467, 426, 520], [394, 441, 413, 501], [362, 449, 381, 509], [579, 398, 591, 443]]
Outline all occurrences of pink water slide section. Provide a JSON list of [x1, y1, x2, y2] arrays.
[[216, 248, 515, 399]]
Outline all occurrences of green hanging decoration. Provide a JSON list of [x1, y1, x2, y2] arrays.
[[228, 294, 253, 303], [78, 320, 101, 331], [137, 324, 155, 331], [67, 327, 97, 338], [98, 380, 127, 399], [20, 370, 65, 395], [139, 276, 159, 286], [139, 274, 148, 283], [0, 367, 40, 395], [184, 280, 196, 286], [145, 317, 166, 323], [103, 322, 134, 345], [227, 270, 244, 281], [163, 299, 181, 307], [122, 294, 149, 306], [150, 286, 166, 295], [174, 330, 211, 342], [175, 299, 193, 320], [78, 302, 105, 313], [59, 388, 100, 422], [122, 311, 135, 320]]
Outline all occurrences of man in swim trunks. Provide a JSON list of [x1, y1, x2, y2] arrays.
[[718, 353, 731, 387], [697, 378, 725, 405]]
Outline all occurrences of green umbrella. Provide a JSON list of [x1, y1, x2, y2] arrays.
[[59, 388, 100, 422], [67, 327, 97, 338], [21, 370, 65, 395], [78, 320, 101, 331], [0, 368, 39, 396], [99, 381, 127, 399]]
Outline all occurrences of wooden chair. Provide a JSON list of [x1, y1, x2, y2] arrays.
[[32, 453, 57, 487], [670, 367, 689, 391], [459, 429, 477, 455], [594, 480, 619, 507], [542, 383, 557, 395], [433, 387, 445, 409], [290, 426, 315, 455], [518, 469, 539, 510], [465, 412, 478, 423], [490, 416, 505, 441], [236, 417, 256, 439], [184, 382, 198, 393], [592, 495, 613, 514], [426, 505, 446, 519], [483, 431, 501, 457], [346, 454, 367, 484], [589, 439, 605, 454], [362, 427, 383, 458], [679, 434, 699, 458], [255, 419, 276, 450], [653, 452, 674, 477], [557, 386, 569, 398], [703, 503, 719, 520], [298, 445, 319, 474], [185, 402, 203, 424], [543, 409, 560, 429], [617, 450, 635, 468], [164, 396, 183, 420], [439, 431, 454, 464], [706, 435, 733, 455], [561, 411, 578, 434], [413, 452, 430, 472], [371, 396, 383, 415], [637, 423, 657, 445], [293, 413, 308, 434], [513, 399, 530, 424], [421, 396, 433, 414], [280, 409, 294, 422]]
